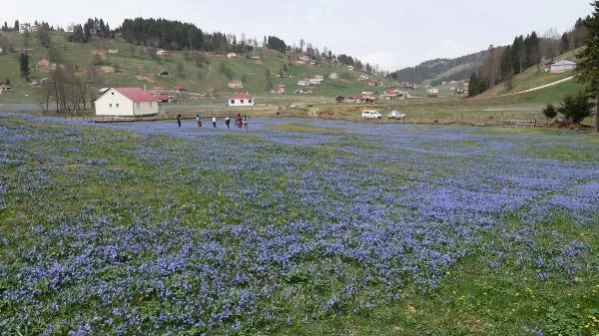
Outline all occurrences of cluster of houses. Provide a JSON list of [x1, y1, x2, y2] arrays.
[[94, 87, 257, 117], [298, 74, 325, 87]]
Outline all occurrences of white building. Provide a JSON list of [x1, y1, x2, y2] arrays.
[[309, 78, 323, 85], [0, 48, 3, 54], [156, 49, 168, 56], [298, 80, 309, 87], [19, 23, 38, 34], [94, 88, 159, 117], [227, 92, 255, 107], [550, 60, 576, 73], [329, 73, 339, 80], [347, 66, 354, 71], [227, 52, 237, 59], [108, 49, 119, 54]]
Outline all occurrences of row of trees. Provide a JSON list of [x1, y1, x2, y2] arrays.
[[69, 18, 112, 43], [37, 66, 102, 114]]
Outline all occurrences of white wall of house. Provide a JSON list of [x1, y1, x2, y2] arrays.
[[550, 64, 576, 73], [94, 89, 158, 116], [228, 98, 255, 107]]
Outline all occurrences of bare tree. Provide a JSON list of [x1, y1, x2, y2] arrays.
[[37, 80, 52, 114]]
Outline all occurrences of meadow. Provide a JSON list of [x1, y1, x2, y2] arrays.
[[0, 114, 598, 335]]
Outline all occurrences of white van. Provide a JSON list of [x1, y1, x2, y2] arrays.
[[361, 110, 382, 119]]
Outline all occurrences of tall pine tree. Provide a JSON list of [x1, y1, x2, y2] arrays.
[[576, 1, 599, 132]]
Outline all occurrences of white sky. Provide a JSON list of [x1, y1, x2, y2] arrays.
[[1, 0, 592, 70]]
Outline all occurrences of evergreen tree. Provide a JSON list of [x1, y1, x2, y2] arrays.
[[19, 53, 30, 80], [468, 73, 481, 96], [560, 33, 570, 54], [500, 46, 514, 90], [14, 20, 19, 32], [511, 36, 525, 74], [577, 1, 599, 132]]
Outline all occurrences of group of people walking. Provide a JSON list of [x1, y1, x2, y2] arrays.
[[177, 114, 249, 129]]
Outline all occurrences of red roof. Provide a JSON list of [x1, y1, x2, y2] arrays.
[[230, 92, 254, 100], [113, 88, 159, 102]]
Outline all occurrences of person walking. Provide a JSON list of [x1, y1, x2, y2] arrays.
[[243, 114, 249, 130], [225, 115, 231, 128], [196, 115, 202, 128], [212, 115, 217, 128], [236, 114, 243, 129], [176, 114, 182, 128]]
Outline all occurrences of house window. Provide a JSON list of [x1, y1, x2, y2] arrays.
[[109, 104, 112, 108], [111, 92, 114, 95], [240, 100, 244, 104], [136, 102, 141, 109], [230, 100, 235, 105], [248, 100, 252, 104], [116, 103, 119, 108]]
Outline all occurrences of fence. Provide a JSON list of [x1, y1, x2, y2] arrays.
[[500, 118, 537, 128]]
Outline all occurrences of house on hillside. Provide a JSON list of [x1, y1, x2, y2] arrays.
[[227, 92, 255, 107], [428, 88, 439, 98], [382, 88, 407, 100], [298, 80, 309, 87], [329, 72, 339, 80], [360, 92, 375, 103], [550, 60, 576, 73], [19, 23, 38, 34], [271, 84, 285, 94], [368, 79, 380, 87], [358, 75, 369, 81], [227, 52, 237, 59], [309, 78, 323, 85], [402, 82, 416, 89], [0, 84, 14, 95], [173, 85, 186, 93], [347, 66, 354, 71], [156, 49, 168, 57], [94, 87, 159, 117], [0, 48, 3, 54], [37, 58, 50, 68], [108, 49, 119, 54], [299, 55, 310, 62], [228, 79, 244, 89]]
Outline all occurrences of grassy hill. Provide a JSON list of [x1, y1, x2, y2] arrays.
[[479, 48, 583, 99], [0, 31, 395, 105]]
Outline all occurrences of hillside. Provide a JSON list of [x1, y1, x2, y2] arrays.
[[478, 48, 583, 99], [388, 50, 488, 84], [0, 31, 395, 105]]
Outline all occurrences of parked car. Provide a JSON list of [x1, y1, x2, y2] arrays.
[[388, 110, 406, 119], [361, 110, 382, 119]]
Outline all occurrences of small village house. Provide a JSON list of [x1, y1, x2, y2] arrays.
[[94, 88, 159, 117], [309, 78, 323, 85], [329, 73, 339, 80], [228, 80, 244, 89], [156, 49, 168, 57], [173, 85, 187, 93], [0, 84, 14, 95], [428, 88, 439, 98], [361, 91, 375, 103], [347, 66, 354, 71], [227, 92, 255, 107], [297, 80, 309, 87], [227, 52, 237, 59], [0, 48, 3, 54], [368, 79, 380, 87], [37, 58, 50, 68], [108, 49, 119, 54], [19, 23, 38, 34], [299, 55, 310, 62], [550, 60, 576, 73], [358, 75, 369, 81], [271, 84, 285, 94]]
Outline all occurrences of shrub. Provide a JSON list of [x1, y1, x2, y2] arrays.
[[558, 92, 593, 125], [543, 104, 557, 119]]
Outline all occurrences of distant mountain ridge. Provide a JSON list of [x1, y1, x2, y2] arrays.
[[389, 50, 488, 84]]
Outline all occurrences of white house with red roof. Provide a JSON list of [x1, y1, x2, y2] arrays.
[[227, 92, 255, 107], [94, 88, 159, 117]]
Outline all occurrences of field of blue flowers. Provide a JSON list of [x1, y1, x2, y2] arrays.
[[0, 115, 598, 335]]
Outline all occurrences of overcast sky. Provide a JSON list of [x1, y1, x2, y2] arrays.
[[2, 0, 592, 70]]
